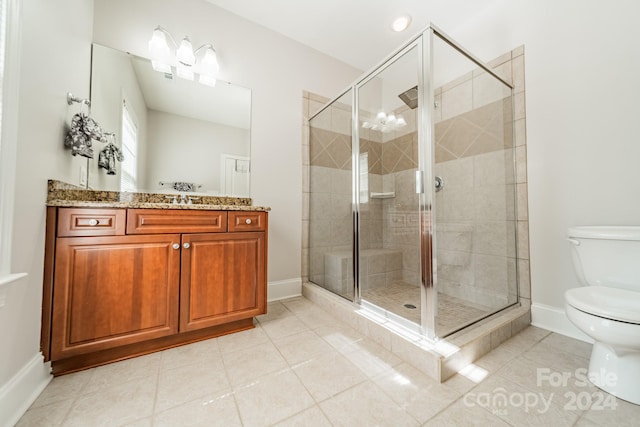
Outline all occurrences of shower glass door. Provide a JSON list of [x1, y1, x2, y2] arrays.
[[308, 90, 355, 302], [431, 31, 517, 337], [355, 43, 424, 329]]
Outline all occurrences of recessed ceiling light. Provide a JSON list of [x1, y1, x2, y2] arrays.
[[391, 15, 412, 32]]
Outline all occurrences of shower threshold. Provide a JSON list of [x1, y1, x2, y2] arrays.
[[303, 281, 531, 383]]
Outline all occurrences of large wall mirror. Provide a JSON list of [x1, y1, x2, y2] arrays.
[[88, 43, 252, 197]]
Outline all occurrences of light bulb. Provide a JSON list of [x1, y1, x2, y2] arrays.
[[391, 15, 412, 32], [176, 36, 195, 66], [387, 113, 397, 124], [362, 121, 372, 129], [376, 111, 387, 121], [396, 116, 407, 127], [200, 47, 219, 75], [148, 27, 170, 62]]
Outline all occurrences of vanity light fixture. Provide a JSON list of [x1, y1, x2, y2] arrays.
[[148, 26, 219, 87], [391, 15, 412, 32]]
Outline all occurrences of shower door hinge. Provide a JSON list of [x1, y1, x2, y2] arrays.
[[415, 170, 424, 194]]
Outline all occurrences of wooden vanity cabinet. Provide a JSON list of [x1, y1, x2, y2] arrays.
[[51, 234, 181, 360], [180, 232, 266, 331], [43, 207, 268, 374]]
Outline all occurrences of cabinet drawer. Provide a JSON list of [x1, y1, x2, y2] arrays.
[[228, 211, 267, 232], [127, 209, 227, 234], [57, 208, 125, 237]]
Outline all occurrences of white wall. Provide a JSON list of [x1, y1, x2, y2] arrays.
[[92, 0, 361, 286], [0, 0, 94, 424], [145, 110, 249, 194], [436, 0, 640, 335]]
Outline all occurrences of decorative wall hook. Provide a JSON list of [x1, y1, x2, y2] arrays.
[[66, 92, 91, 107]]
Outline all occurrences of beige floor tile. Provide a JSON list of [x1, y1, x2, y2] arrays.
[[319, 380, 420, 426], [272, 330, 334, 365], [155, 358, 230, 413], [442, 372, 478, 395], [573, 416, 603, 427], [341, 338, 402, 378], [28, 369, 93, 409], [498, 353, 598, 400], [121, 417, 152, 427], [280, 296, 318, 314], [63, 376, 156, 426], [474, 340, 523, 373], [579, 395, 640, 426], [222, 341, 288, 387], [295, 306, 344, 330], [216, 323, 270, 354], [474, 325, 551, 374], [469, 372, 582, 426], [293, 351, 367, 402], [537, 332, 593, 359], [371, 362, 462, 424], [273, 405, 333, 427], [234, 370, 315, 427], [159, 337, 220, 371], [15, 399, 73, 427], [314, 324, 365, 353], [255, 302, 294, 323], [20, 296, 633, 427], [154, 391, 241, 427], [423, 398, 512, 426], [83, 352, 161, 394], [260, 314, 311, 340]]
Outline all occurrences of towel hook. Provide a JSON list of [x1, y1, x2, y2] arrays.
[[67, 92, 91, 107]]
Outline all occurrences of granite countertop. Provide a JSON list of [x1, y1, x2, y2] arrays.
[[46, 180, 271, 212]]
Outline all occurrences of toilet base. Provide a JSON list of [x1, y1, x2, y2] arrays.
[[589, 342, 640, 405]]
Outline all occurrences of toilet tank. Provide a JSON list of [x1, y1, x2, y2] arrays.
[[567, 226, 640, 291]]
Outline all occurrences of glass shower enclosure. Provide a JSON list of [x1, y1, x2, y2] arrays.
[[308, 26, 517, 339]]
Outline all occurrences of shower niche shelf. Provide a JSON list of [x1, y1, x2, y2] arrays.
[[370, 192, 395, 199]]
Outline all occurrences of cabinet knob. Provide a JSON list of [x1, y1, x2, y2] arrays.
[[172, 243, 180, 250], [183, 242, 191, 249], [245, 218, 252, 225], [88, 219, 98, 226]]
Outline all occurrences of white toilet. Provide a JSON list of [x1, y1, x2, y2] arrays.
[[565, 226, 640, 405]]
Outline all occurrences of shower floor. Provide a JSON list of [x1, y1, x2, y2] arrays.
[[361, 282, 491, 334]]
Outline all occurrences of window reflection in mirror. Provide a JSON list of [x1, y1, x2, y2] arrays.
[[88, 43, 251, 197]]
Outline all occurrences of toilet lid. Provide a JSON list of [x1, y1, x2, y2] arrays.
[[565, 286, 640, 324]]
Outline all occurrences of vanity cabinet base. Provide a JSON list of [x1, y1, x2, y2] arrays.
[[51, 318, 254, 375], [42, 207, 268, 376]]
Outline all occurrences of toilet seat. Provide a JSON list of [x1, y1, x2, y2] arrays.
[[565, 286, 640, 324]]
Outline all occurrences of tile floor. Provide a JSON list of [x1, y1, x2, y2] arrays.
[[17, 296, 640, 427], [361, 282, 490, 334]]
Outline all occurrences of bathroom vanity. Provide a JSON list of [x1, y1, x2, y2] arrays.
[[41, 181, 269, 374]]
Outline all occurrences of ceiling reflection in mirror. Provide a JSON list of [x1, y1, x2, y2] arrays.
[[88, 44, 251, 197]]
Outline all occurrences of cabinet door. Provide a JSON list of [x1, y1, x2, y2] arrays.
[[180, 232, 266, 332], [51, 234, 181, 360]]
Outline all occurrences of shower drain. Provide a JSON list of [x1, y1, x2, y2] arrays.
[[403, 303, 417, 309]]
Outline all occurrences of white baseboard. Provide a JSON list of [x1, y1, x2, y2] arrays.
[[0, 353, 51, 427], [531, 302, 593, 343], [267, 278, 302, 302]]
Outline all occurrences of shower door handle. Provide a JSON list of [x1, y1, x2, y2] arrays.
[[415, 170, 424, 194]]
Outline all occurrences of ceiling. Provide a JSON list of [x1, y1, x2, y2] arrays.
[[204, 0, 502, 71], [131, 54, 251, 129]]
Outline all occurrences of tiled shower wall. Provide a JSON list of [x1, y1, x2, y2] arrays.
[[302, 45, 530, 309]]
